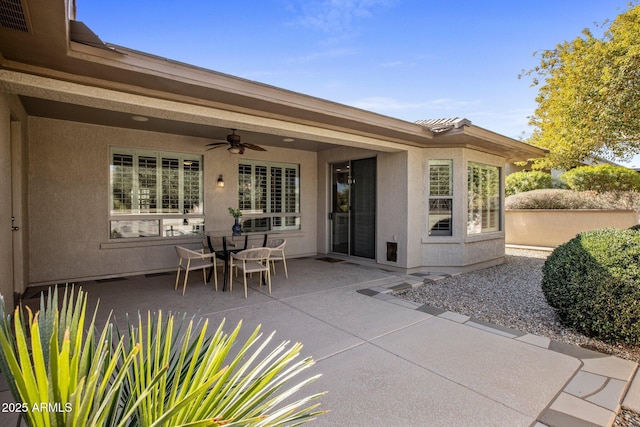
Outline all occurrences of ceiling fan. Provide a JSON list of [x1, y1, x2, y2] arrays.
[[206, 129, 267, 154]]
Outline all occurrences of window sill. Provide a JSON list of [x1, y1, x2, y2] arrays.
[[464, 232, 504, 243], [101, 235, 203, 250]]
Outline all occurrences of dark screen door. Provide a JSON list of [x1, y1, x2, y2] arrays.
[[330, 158, 376, 258]]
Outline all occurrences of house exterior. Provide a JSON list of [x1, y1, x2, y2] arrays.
[[0, 0, 546, 309]]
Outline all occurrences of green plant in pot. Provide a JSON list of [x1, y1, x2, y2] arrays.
[[229, 207, 243, 236], [0, 287, 325, 426]]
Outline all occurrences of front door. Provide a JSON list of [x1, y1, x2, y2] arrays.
[[330, 158, 376, 258]]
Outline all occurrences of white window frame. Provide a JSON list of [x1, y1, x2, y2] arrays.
[[467, 162, 501, 234], [428, 159, 453, 236], [109, 147, 204, 239], [238, 160, 300, 231]]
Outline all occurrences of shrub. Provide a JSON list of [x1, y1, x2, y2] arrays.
[[541, 228, 640, 344], [560, 164, 640, 192], [505, 171, 566, 196], [505, 189, 640, 210]]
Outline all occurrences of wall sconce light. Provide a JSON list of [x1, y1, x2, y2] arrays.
[[216, 174, 225, 188]]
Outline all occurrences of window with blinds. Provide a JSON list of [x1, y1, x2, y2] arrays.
[[237, 160, 300, 231], [428, 160, 453, 236], [467, 162, 501, 234], [109, 148, 204, 238]]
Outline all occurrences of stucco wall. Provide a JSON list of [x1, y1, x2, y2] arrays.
[[0, 95, 14, 306], [28, 117, 317, 285], [0, 94, 29, 309], [506, 210, 640, 248]]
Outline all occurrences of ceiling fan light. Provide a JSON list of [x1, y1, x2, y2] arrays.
[[228, 146, 241, 154]]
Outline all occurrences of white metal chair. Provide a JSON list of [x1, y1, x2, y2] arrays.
[[229, 247, 271, 298], [175, 245, 217, 295], [266, 238, 288, 278]]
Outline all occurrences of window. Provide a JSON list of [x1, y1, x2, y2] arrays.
[[109, 148, 204, 238], [467, 162, 501, 234], [238, 160, 300, 231], [428, 160, 453, 236]]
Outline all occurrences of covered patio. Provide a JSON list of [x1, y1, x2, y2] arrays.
[[3, 257, 634, 426], [0, 0, 545, 311]]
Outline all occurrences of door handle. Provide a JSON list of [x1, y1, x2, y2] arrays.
[[328, 212, 333, 220]]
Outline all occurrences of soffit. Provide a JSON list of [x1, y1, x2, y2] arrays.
[[429, 127, 547, 163], [19, 95, 336, 152]]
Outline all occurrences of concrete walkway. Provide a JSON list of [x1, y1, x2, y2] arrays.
[[2, 256, 639, 426]]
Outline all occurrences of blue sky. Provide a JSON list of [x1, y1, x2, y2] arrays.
[[77, 0, 635, 164]]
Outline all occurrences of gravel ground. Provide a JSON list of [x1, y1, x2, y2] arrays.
[[392, 248, 640, 426]]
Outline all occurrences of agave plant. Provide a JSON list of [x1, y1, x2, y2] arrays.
[[0, 287, 325, 426]]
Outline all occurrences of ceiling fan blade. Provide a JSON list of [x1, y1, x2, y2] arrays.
[[206, 145, 227, 151], [241, 143, 267, 152]]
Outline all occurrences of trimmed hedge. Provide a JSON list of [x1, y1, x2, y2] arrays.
[[505, 171, 566, 196], [541, 228, 640, 344], [506, 189, 640, 210], [560, 164, 640, 193]]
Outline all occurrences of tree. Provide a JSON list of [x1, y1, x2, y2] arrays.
[[524, 4, 640, 169]]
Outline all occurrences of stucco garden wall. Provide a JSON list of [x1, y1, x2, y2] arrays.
[[28, 117, 318, 285], [505, 210, 640, 248]]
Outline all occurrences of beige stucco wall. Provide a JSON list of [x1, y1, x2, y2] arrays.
[[28, 117, 317, 285], [506, 210, 640, 248], [0, 94, 14, 307], [0, 94, 29, 309]]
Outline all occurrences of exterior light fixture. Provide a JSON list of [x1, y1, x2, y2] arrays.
[[217, 174, 225, 188]]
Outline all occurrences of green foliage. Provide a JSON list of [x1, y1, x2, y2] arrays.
[[505, 189, 640, 210], [523, 4, 640, 169], [228, 207, 243, 218], [0, 287, 325, 427], [505, 171, 566, 196], [629, 224, 640, 231], [559, 164, 640, 192], [541, 228, 640, 344]]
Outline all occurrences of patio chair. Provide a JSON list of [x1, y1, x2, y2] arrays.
[[229, 247, 271, 298], [175, 245, 217, 295], [266, 238, 288, 278]]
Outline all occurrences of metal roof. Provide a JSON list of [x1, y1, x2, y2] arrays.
[[414, 118, 472, 133]]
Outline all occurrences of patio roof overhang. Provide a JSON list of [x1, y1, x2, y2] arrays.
[[424, 124, 548, 163], [0, 0, 547, 161]]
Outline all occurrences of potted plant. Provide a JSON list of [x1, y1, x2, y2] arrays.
[[229, 207, 243, 235]]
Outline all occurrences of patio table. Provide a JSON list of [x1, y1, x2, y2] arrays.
[[206, 233, 268, 291]]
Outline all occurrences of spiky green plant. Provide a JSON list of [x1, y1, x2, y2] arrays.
[[0, 287, 135, 426], [0, 287, 325, 427]]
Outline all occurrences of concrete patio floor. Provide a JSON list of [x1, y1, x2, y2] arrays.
[[2, 256, 639, 426]]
